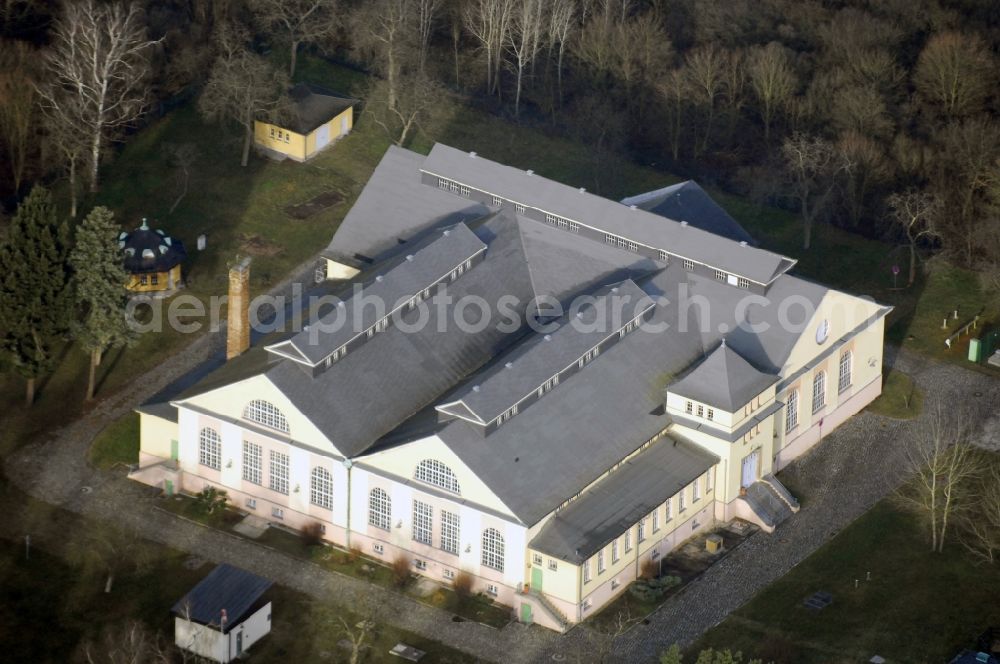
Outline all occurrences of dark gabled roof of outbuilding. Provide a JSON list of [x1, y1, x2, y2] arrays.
[[286, 82, 357, 134], [621, 181, 755, 245], [172, 564, 272, 632], [668, 342, 779, 412], [529, 436, 717, 563]]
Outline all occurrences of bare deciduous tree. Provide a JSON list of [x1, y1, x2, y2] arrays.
[[82, 620, 173, 664], [546, 0, 575, 107], [69, 522, 154, 594], [837, 130, 890, 229], [42, 112, 88, 218], [36, 0, 158, 193], [248, 0, 339, 78], [463, 0, 515, 96], [914, 31, 995, 122], [506, 0, 546, 117], [747, 41, 796, 143], [197, 25, 291, 167], [0, 39, 36, 194], [684, 44, 726, 156], [349, 0, 415, 112], [415, 0, 444, 74], [959, 460, 1000, 564], [657, 69, 689, 162], [896, 407, 979, 553], [886, 189, 941, 287], [781, 132, 848, 249], [366, 72, 448, 146]]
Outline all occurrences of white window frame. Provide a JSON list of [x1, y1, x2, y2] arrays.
[[638, 518, 646, 543], [683, 259, 695, 270], [243, 400, 289, 434], [414, 459, 462, 494], [269, 450, 289, 495], [738, 277, 751, 289], [786, 389, 799, 432], [309, 466, 334, 510], [548, 559, 558, 571], [271, 506, 284, 519], [198, 428, 221, 470], [597, 549, 605, 574], [481, 528, 505, 572], [242, 440, 262, 485], [839, 350, 853, 393], [412, 500, 433, 545], [812, 371, 826, 414], [612, 538, 619, 563], [441, 510, 460, 555], [583, 559, 591, 583], [693, 478, 701, 502], [368, 488, 392, 531], [715, 269, 727, 281]]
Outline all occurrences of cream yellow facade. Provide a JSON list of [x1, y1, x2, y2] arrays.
[[253, 105, 353, 163]]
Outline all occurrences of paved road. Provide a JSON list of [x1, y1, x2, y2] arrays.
[[5, 275, 999, 664]]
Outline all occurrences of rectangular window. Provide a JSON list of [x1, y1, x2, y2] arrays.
[[568, 221, 579, 233], [693, 479, 701, 502], [679, 490, 686, 512], [373, 542, 384, 555], [839, 350, 853, 393], [612, 539, 619, 563], [491, 195, 502, 207], [624, 529, 632, 553], [597, 550, 605, 573], [245, 497, 256, 509], [738, 277, 751, 289], [515, 203, 526, 214], [583, 559, 591, 583], [652, 509, 659, 532], [548, 559, 558, 571], [715, 270, 727, 281], [658, 250, 669, 262], [449, 181, 460, 194], [812, 371, 826, 414], [638, 519, 646, 543], [697, 404, 704, 417], [486, 584, 498, 596], [685, 401, 693, 414], [707, 408, 714, 420], [269, 451, 289, 495], [443, 568, 455, 580], [242, 441, 262, 485], [271, 507, 284, 519], [269, 127, 275, 138], [545, 213, 558, 225], [683, 259, 695, 270], [706, 468, 714, 492], [438, 177, 451, 190], [412, 500, 433, 545], [786, 389, 799, 432], [583, 598, 593, 611], [139, 274, 148, 285], [459, 184, 470, 198], [150, 274, 159, 286], [414, 559, 427, 571], [665, 499, 673, 521], [533, 553, 543, 566], [440, 510, 460, 555]]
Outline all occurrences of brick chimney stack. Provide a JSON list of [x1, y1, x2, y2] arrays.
[[227, 256, 252, 360]]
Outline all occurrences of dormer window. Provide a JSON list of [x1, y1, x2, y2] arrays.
[[683, 259, 695, 270], [738, 277, 751, 289], [497, 404, 518, 424], [243, 400, 289, 434], [414, 459, 461, 494], [715, 270, 727, 282]]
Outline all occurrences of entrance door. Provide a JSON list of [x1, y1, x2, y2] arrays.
[[235, 629, 243, 655], [164, 479, 174, 496], [531, 567, 543, 592], [316, 123, 330, 150], [170, 439, 179, 461], [341, 114, 349, 136], [741, 449, 760, 487], [520, 603, 532, 624]]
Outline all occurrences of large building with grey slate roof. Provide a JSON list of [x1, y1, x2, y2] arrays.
[[132, 143, 891, 631]]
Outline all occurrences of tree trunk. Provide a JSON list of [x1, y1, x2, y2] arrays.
[[89, 127, 101, 193], [289, 40, 299, 79], [387, 50, 398, 112], [69, 154, 78, 218], [556, 44, 565, 108], [25, 376, 35, 407], [105, 572, 114, 593], [86, 347, 101, 401], [908, 242, 917, 287], [241, 126, 252, 167], [514, 62, 524, 117]]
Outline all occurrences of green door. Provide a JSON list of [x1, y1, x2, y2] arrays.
[[531, 567, 543, 592], [164, 480, 174, 496], [170, 439, 179, 461], [520, 603, 532, 624]]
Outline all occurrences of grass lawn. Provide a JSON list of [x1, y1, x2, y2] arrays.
[[88, 412, 140, 469], [865, 370, 924, 419], [0, 481, 474, 663], [688, 500, 1000, 663]]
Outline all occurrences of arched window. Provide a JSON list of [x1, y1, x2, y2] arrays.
[[812, 371, 826, 414], [785, 390, 798, 432], [198, 428, 221, 470], [414, 459, 461, 494], [481, 528, 505, 572], [310, 467, 334, 510], [243, 400, 289, 433], [368, 488, 391, 531]]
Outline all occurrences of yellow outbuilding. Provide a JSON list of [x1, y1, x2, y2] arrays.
[[120, 219, 186, 294], [254, 83, 357, 162]]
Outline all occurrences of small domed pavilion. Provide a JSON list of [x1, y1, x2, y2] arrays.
[[120, 219, 186, 294]]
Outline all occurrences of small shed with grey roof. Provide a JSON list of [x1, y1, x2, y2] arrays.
[[172, 564, 273, 663]]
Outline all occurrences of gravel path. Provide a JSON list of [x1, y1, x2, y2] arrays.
[[4, 273, 999, 664]]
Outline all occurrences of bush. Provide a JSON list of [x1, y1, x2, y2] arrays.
[[192, 487, 227, 516], [391, 552, 412, 588], [347, 544, 362, 563], [640, 557, 659, 580], [451, 570, 474, 599], [628, 575, 681, 603], [301, 522, 325, 547]]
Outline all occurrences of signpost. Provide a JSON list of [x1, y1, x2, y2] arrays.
[[891, 264, 900, 290]]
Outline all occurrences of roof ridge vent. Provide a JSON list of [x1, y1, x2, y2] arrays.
[[680, 220, 689, 227], [578, 187, 586, 194], [505, 362, 513, 369], [544, 334, 552, 341], [443, 229, 451, 236], [576, 312, 584, 318], [629, 204, 637, 210], [375, 275, 384, 282], [406, 254, 414, 261], [472, 385, 481, 392], [337, 301, 345, 308], [526, 169, 534, 176], [469, 151, 477, 158], [739, 241, 748, 247]]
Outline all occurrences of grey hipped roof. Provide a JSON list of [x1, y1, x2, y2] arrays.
[[421, 143, 794, 285], [621, 181, 755, 245], [437, 279, 652, 424], [529, 436, 717, 563], [287, 83, 356, 134], [668, 341, 779, 412], [274, 222, 486, 365], [172, 564, 272, 632], [322, 146, 489, 267]]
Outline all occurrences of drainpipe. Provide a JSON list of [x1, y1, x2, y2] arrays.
[[343, 458, 353, 548]]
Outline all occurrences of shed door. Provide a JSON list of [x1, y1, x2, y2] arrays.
[[531, 567, 543, 592], [316, 123, 331, 150], [236, 629, 243, 655], [341, 114, 349, 135]]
